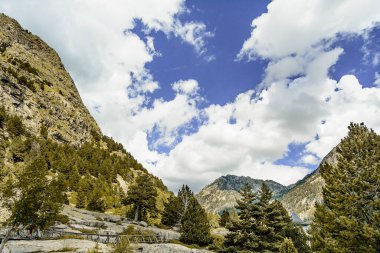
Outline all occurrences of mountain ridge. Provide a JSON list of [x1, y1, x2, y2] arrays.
[[196, 147, 339, 220]]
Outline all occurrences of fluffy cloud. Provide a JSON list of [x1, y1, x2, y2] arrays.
[[238, 0, 380, 60]]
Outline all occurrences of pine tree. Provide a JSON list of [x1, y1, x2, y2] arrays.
[[220, 209, 230, 227], [224, 183, 310, 252], [0, 157, 66, 251], [311, 123, 380, 252], [280, 238, 298, 253], [177, 184, 193, 224], [180, 196, 212, 246], [123, 173, 158, 222], [223, 183, 258, 252], [162, 195, 181, 226]]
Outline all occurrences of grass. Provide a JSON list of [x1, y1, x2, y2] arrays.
[[119, 225, 155, 236]]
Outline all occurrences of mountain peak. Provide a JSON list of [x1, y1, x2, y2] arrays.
[[196, 174, 286, 214]]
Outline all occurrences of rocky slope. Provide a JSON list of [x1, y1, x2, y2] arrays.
[[280, 147, 339, 221], [196, 175, 286, 214], [196, 148, 339, 221], [0, 13, 100, 145]]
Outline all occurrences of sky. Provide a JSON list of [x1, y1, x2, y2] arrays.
[[1, 0, 380, 192]]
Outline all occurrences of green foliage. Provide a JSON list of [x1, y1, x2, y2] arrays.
[[1, 157, 66, 231], [208, 234, 225, 251], [123, 173, 158, 222], [224, 183, 310, 252], [90, 129, 101, 142], [111, 237, 132, 253], [311, 123, 380, 252], [87, 186, 107, 212], [6, 115, 25, 137], [219, 209, 230, 227], [162, 195, 181, 226], [280, 238, 298, 253], [40, 125, 48, 139], [0, 106, 6, 128], [180, 196, 212, 246], [0, 42, 10, 53]]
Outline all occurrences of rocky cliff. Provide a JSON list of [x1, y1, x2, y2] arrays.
[[280, 147, 339, 221], [196, 175, 286, 214], [0, 13, 100, 145]]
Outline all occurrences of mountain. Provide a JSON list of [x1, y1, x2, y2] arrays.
[[0, 14, 100, 145], [280, 147, 339, 221], [196, 175, 286, 214], [0, 13, 171, 223], [196, 148, 339, 220]]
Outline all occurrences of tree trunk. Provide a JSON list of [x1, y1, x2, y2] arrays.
[[0, 226, 14, 253], [134, 204, 140, 222]]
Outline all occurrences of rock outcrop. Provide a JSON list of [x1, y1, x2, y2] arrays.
[[0, 13, 100, 145], [196, 175, 286, 214]]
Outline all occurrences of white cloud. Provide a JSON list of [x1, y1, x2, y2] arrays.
[[299, 154, 319, 165], [238, 0, 380, 60], [172, 79, 199, 95], [306, 75, 380, 158], [375, 72, 380, 86]]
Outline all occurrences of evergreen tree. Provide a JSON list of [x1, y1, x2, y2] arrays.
[[280, 238, 298, 253], [223, 183, 258, 252], [87, 186, 107, 212], [220, 209, 230, 227], [123, 173, 158, 222], [177, 184, 194, 224], [180, 196, 212, 246], [311, 123, 380, 252], [162, 195, 181, 226], [224, 184, 310, 252], [0, 157, 66, 251]]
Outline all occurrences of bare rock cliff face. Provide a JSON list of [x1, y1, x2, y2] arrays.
[[280, 147, 339, 221], [0, 13, 100, 145]]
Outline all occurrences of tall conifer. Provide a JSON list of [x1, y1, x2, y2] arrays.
[[311, 123, 380, 252]]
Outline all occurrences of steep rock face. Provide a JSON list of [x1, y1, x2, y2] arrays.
[[0, 13, 100, 145], [280, 147, 339, 221], [196, 175, 286, 214]]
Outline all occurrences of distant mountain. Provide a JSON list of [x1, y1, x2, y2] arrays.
[[196, 148, 339, 220], [195, 175, 286, 214], [280, 147, 339, 221]]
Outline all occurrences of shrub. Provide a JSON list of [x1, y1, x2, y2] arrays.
[[0, 106, 7, 128], [111, 237, 132, 253], [6, 115, 25, 136]]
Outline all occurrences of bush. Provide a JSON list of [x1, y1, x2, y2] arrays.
[[111, 237, 132, 253], [6, 115, 25, 136], [56, 214, 70, 224], [0, 42, 9, 53], [0, 106, 7, 128]]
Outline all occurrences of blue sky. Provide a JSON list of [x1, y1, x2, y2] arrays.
[[1, 0, 380, 192]]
